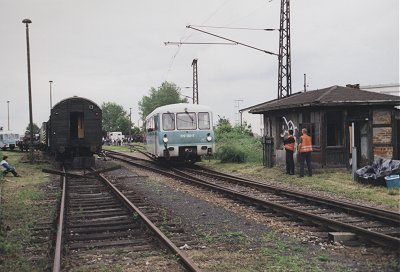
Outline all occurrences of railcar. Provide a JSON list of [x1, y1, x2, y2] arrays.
[[145, 103, 215, 163], [0, 131, 19, 150], [48, 96, 102, 166]]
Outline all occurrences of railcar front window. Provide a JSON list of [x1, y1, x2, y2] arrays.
[[198, 112, 210, 130], [162, 113, 175, 131], [177, 112, 197, 130]]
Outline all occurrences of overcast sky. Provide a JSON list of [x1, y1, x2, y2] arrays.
[[1, 0, 399, 135]]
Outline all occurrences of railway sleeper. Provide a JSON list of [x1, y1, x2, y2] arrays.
[[68, 219, 134, 229], [69, 207, 126, 214], [69, 215, 132, 224], [68, 238, 156, 250], [68, 229, 144, 241], [69, 203, 121, 211], [68, 223, 140, 234], [68, 210, 128, 219]]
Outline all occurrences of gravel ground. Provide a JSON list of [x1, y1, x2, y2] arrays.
[[99, 156, 399, 272]]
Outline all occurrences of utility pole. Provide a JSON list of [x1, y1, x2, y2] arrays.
[[192, 59, 199, 104], [7, 101, 10, 131], [277, 0, 292, 99], [22, 18, 34, 164], [234, 99, 243, 125], [129, 108, 132, 142], [49, 80, 53, 109]]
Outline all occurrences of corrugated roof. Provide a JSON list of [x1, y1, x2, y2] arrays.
[[249, 85, 400, 114]]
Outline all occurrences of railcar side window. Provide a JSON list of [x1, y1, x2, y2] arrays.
[[146, 117, 155, 132], [198, 112, 210, 130], [177, 112, 197, 130], [162, 113, 175, 131]]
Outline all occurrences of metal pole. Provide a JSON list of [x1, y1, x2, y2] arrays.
[[7, 101, 10, 131], [129, 108, 132, 142], [49, 80, 53, 110], [23, 18, 34, 164], [352, 122, 357, 181]]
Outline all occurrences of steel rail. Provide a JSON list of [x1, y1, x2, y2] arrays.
[[189, 166, 400, 224], [107, 150, 400, 224], [108, 153, 400, 249], [52, 167, 66, 272], [169, 167, 400, 248], [95, 170, 201, 272]]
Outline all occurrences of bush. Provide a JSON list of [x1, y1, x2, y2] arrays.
[[215, 144, 247, 163], [214, 120, 262, 163]]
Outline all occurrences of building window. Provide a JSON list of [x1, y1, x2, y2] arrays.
[[299, 112, 320, 146], [299, 123, 320, 146], [326, 111, 343, 146]]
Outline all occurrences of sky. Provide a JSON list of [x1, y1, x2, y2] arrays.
[[0, 0, 399, 135]]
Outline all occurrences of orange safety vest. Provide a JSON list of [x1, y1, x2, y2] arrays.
[[299, 134, 313, 153], [284, 135, 295, 151]]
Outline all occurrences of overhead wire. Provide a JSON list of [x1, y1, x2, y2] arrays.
[[165, 0, 234, 78], [165, 0, 276, 78], [188, 25, 278, 31]]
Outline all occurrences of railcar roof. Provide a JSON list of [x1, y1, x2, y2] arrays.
[[146, 103, 213, 118], [53, 96, 101, 109]]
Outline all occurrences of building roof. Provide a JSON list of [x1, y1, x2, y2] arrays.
[[249, 85, 400, 114]]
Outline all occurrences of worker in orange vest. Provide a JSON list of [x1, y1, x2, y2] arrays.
[[298, 128, 313, 177], [283, 129, 295, 175]]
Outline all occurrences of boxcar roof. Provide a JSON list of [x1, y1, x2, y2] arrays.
[[53, 96, 101, 110], [146, 103, 213, 119]]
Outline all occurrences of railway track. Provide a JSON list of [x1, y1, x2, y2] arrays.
[[106, 150, 400, 249], [51, 166, 200, 272]]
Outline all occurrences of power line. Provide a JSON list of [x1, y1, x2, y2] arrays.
[[189, 25, 279, 31], [186, 25, 278, 56], [164, 41, 237, 46]]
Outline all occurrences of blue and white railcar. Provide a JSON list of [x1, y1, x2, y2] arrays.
[[145, 103, 214, 163], [0, 131, 19, 150]]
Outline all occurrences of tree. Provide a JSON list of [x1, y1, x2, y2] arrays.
[[138, 81, 188, 121], [25, 123, 40, 135], [101, 102, 131, 134]]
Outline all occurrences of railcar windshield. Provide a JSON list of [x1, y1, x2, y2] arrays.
[[162, 113, 175, 131], [177, 112, 196, 130], [198, 112, 210, 130]]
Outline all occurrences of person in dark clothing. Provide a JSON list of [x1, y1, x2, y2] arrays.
[[283, 129, 295, 175], [1, 156, 21, 177]]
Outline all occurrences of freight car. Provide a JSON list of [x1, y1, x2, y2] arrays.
[[144, 103, 214, 163], [48, 96, 102, 166]]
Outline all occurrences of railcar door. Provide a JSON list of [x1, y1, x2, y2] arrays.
[[154, 115, 160, 156]]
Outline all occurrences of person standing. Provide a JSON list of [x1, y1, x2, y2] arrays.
[[298, 128, 313, 177], [283, 129, 295, 175]]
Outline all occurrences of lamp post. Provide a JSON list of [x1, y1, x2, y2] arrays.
[[49, 80, 53, 110], [7, 100, 10, 131], [129, 108, 132, 142], [22, 18, 34, 164]]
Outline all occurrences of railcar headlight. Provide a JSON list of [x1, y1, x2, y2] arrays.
[[206, 133, 212, 142], [163, 134, 168, 144]]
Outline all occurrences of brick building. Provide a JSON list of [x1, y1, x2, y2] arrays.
[[248, 85, 400, 168]]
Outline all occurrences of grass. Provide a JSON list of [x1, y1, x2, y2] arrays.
[[0, 151, 55, 272], [198, 160, 400, 210]]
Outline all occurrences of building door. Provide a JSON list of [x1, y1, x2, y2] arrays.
[[349, 120, 369, 167], [397, 119, 400, 159]]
